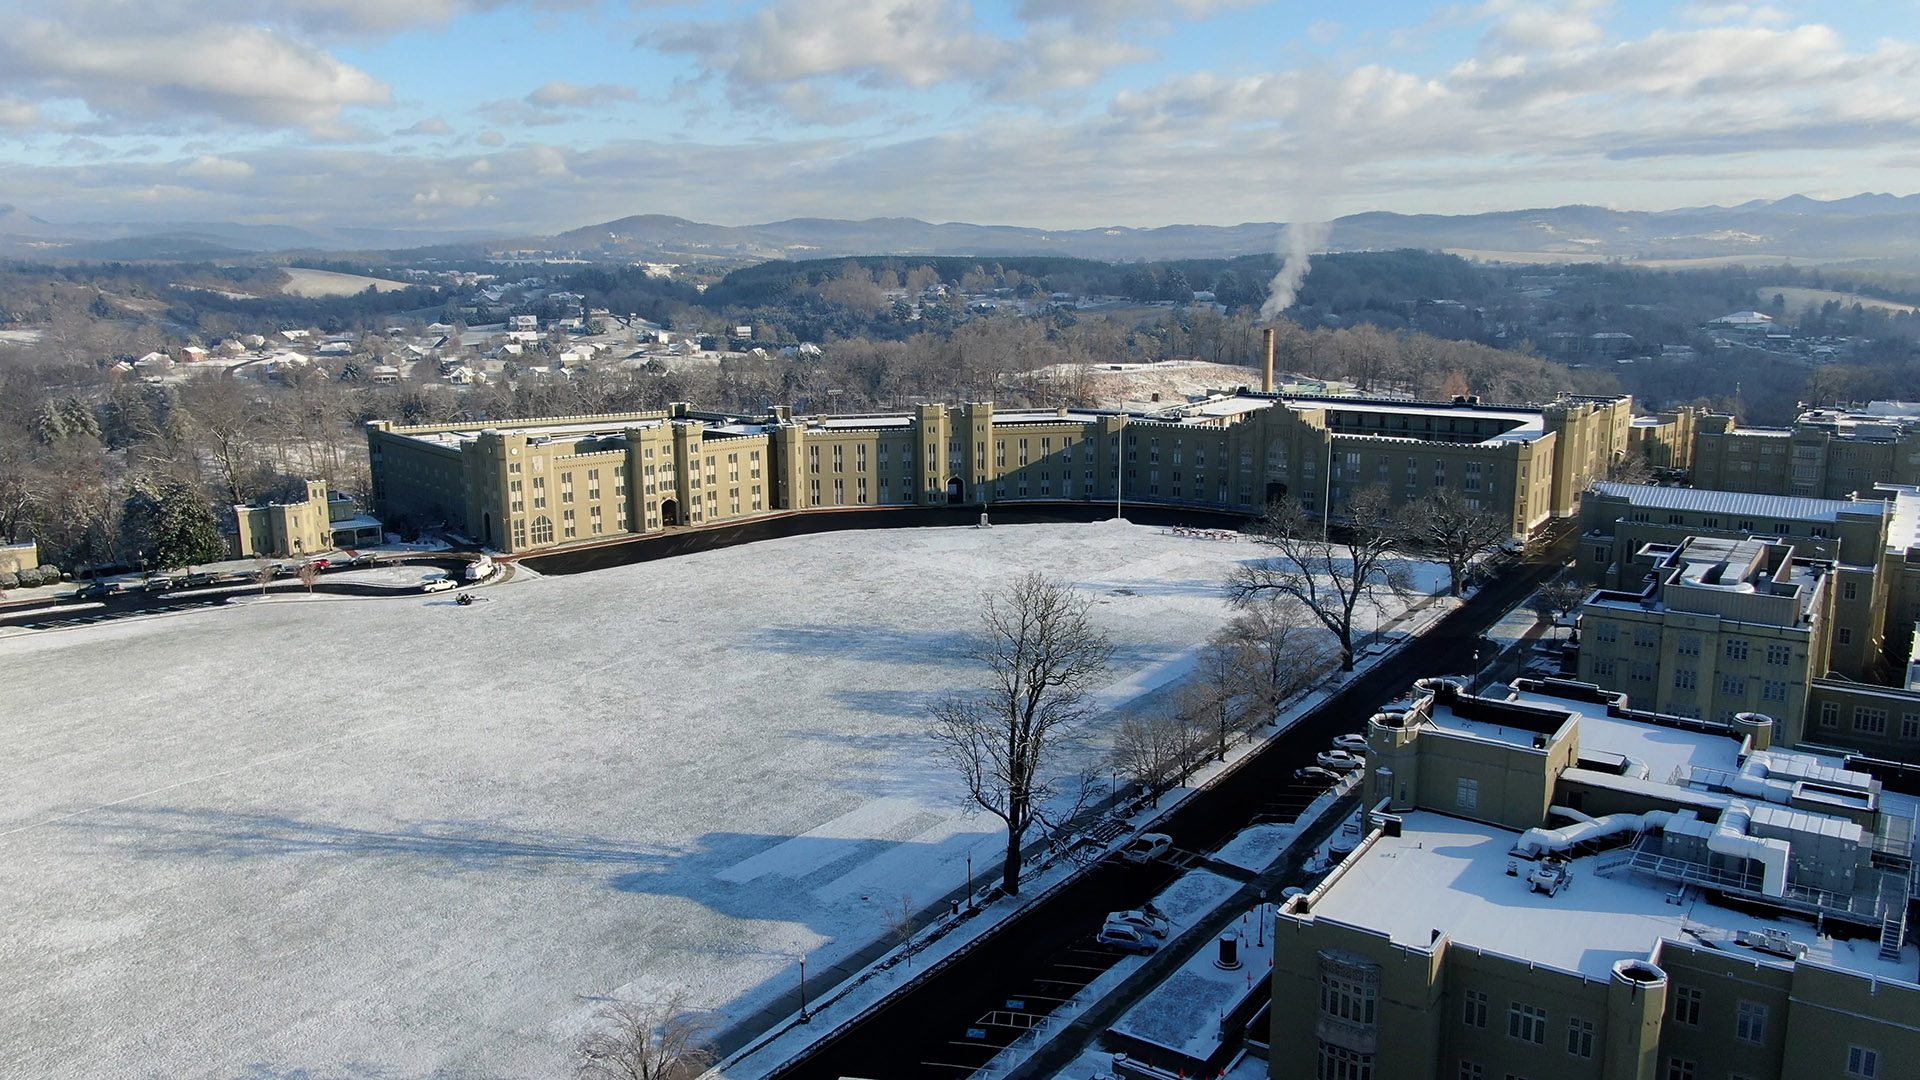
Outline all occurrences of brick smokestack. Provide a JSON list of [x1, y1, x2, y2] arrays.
[[1261, 326, 1276, 393]]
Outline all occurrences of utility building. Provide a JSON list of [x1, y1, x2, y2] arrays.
[[1272, 677, 1918, 1080]]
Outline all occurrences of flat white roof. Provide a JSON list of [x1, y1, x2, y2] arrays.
[[1572, 708, 1741, 778], [1589, 482, 1874, 524], [1305, 812, 1916, 983], [1425, 701, 1560, 751]]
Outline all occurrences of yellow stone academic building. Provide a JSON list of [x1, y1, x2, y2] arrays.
[[365, 389, 1634, 555]]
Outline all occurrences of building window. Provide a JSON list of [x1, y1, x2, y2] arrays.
[[1838, 627, 1853, 645], [1634, 626, 1657, 649], [1855, 708, 1888, 735], [1847, 1046, 1879, 1078], [1320, 972, 1376, 1024], [1592, 658, 1617, 678], [1316, 1043, 1372, 1080], [1666, 1060, 1695, 1080], [1821, 701, 1841, 728], [1903, 713, 1920, 739], [1459, 1065, 1484, 1080], [1762, 680, 1787, 703], [1672, 986, 1701, 1026], [1508, 1003, 1547, 1044], [1594, 621, 1617, 643], [1735, 1000, 1767, 1043], [1675, 669, 1696, 690], [1566, 1017, 1594, 1058], [529, 516, 553, 545], [1766, 643, 1790, 666], [1456, 777, 1479, 811], [1725, 639, 1749, 662], [1844, 580, 1858, 600], [1631, 662, 1654, 684], [1677, 635, 1700, 657], [1463, 990, 1488, 1028], [1721, 674, 1746, 696]]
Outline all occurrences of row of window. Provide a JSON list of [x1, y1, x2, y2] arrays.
[[1817, 701, 1920, 738]]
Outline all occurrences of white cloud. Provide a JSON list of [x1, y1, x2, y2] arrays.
[[651, 0, 1163, 120], [396, 116, 454, 136], [0, 98, 38, 129], [1015, 0, 1258, 31], [1682, 3, 1789, 25], [180, 155, 254, 180], [0, 19, 390, 132], [525, 81, 637, 108]]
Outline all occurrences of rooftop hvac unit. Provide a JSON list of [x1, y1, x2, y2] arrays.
[[1735, 927, 1809, 959]]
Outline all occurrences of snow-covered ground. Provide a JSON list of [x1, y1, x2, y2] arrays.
[[0, 523, 1438, 1079]]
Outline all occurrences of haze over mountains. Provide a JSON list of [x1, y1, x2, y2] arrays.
[[3, 193, 1917, 265]]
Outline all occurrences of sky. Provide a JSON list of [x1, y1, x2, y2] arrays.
[[1, 0, 1917, 234]]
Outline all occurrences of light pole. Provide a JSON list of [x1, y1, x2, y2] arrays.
[[798, 957, 810, 1023], [965, 851, 974, 912]]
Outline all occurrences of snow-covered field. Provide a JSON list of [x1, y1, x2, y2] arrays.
[[0, 523, 1437, 1079]]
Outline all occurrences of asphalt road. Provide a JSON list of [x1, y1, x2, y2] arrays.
[[764, 545, 1567, 1080]]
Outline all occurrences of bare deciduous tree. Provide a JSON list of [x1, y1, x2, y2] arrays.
[[252, 557, 274, 595], [1218, 595, 1335, 722], [1229, 488, 1414, 671], [574, 992, 714, 1080], [883, 893, 917, 969], [297, 561, 319, 593], [1530, 578, 1590, 639], [929, 571, 1113, 895], [1405, 488, 1513, 597], [1188, 639, 1245, 762]]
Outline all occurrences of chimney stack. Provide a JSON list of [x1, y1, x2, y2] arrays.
[[1261, 326, 1276, 393]]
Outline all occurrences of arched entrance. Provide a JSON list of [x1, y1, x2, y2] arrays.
[[946, 477, 966, 504], [1264, 482, 1288, 506], [661, 499, 680, 526]]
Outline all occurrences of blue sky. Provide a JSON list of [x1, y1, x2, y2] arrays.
[[1, 1, 1917, 233]]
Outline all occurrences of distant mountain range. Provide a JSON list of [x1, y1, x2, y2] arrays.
[[0, 206, 500, 260], [4, 193, 1917, 265]]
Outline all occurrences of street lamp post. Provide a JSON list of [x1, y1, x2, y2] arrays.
[[798, 957, 810, 1023]]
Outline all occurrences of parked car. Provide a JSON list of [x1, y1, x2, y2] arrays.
[[1316, 749, 1364, 772], [1293, 766, 1339, 784], [1330, 733, 1369, 754], [1105, 905, 1170, 941], [421, 577, 458, 593], [305, 558, 331, 571], [1119, 833, 1173, 864], [345, 552, 376, 568], [184, 571, 216, 586], [1095, 919, 1161, 954], [142, 575, 180, 592], [75, 581, 120, 599]]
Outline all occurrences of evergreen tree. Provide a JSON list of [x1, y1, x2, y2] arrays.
[[125, 479, 226, 570]]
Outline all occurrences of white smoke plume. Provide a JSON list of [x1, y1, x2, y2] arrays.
[[1258, 218, 1330, 322], [1258, 64, 1346, 324]]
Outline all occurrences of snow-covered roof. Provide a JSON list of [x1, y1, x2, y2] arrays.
[[1588, 481, 1877, 524], [1302, 812, 1915, 983]]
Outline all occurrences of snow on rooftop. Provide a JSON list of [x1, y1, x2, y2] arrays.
[[1588, 481, 1873, 524], [1108, 897, 1271, 1063], [1425, 702, 1561, 750], [1304, 812, 1917, 984], [0, 523, 1426, 1079], [1565, 707, 1741, 779]]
